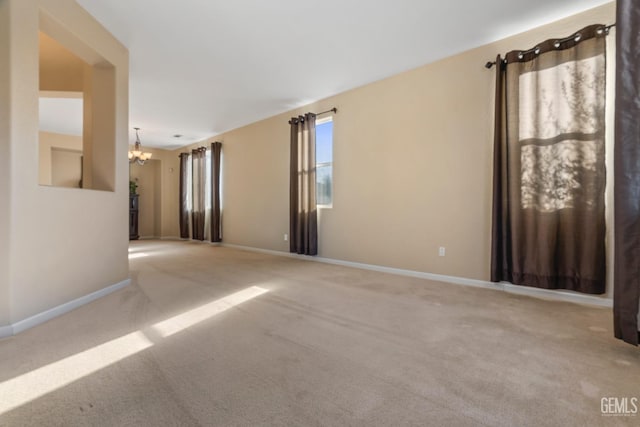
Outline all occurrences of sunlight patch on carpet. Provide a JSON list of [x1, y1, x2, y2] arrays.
[[0, 332, 153, 413], [150, 286, 269, 337], [0, 286, 269, 414], [128, 252, 149, 259]]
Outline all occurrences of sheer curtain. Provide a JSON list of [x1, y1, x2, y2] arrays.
[[289, 113, 317, 255], [491, 24, 608, 294]]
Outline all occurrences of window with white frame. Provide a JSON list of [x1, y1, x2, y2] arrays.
[[316, 117, 333, 206], [185, 150, 212, 211]]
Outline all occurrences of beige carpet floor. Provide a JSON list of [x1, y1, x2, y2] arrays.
[[0, 240, 638, 426]]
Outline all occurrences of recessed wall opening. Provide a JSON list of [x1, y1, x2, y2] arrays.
[[38, 15, 116, 191]]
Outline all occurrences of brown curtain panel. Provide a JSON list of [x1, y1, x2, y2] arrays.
[[191, 147, 207, 241], [289, 113, 317, 255], [491, 24, 608, 294], [614, 0, 640, 346], [210, 142, 222, 243], [178, 153, 190, 239]]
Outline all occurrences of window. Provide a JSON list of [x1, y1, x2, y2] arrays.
[[316, 117, 333, 206], [490, 26, 607, 294], [185, 149, 212, 211], [205, 149, 212, 211]]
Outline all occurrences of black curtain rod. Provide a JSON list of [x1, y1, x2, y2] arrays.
[[315, 107, 337, 115], [290, 108, 337, 124], [484, 23, 616, 69], [177, 143, 221, 157]]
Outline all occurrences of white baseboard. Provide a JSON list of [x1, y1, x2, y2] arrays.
[[0, 325, 12, 340], [221, 243, 612, 308], [497, 281, 611, 307], [0, 279, 131, 339]]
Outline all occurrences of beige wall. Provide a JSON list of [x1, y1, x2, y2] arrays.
[[51, 148, 82, 187], [128, 145, 180, 239], [84, 64, 116, 191], [0, 0, 129, 324], [39, 31, 84, 92], [159, 151, 180, 238], [0, 0, 11, 325], [38, 131, 83, 185], [130, 159, 161, 238], [171, 3, 615, 297]]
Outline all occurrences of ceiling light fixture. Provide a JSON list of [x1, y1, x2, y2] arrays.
[[128, 127, 152, 165]]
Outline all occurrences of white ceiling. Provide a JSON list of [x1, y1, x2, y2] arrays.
[[76, 0, 611, 149]]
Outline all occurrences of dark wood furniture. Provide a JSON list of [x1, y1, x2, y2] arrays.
[[129, 194, 139, 240]]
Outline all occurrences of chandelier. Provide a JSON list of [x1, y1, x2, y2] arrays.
[[128, 127, 152, 165]]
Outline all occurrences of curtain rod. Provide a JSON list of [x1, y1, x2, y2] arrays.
[[315, 107, 337, 115], [178, 143, 221, 157], [484, 23, 616, 69], [290, 107, 337, 124]]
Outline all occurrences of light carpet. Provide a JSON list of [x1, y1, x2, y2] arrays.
[[0, 240, 638, 426]]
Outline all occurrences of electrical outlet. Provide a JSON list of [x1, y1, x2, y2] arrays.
[[284, 233, 288, 241], [439, 247, 445, 257]]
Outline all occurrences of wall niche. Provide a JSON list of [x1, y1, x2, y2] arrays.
[[38, 15, 116, 191]]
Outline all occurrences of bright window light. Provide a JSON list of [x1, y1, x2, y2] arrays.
[[316, 117, 333, 207]]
